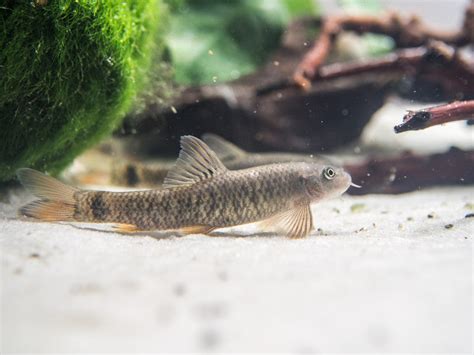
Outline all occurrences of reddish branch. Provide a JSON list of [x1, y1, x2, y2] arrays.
[[294, 1, 474, 88], [345, 148, 474, 195], [259, 40, 474, 97], [394, 101, 474, 133]]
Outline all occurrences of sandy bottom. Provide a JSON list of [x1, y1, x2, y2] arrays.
[[1, 187, 472, 352]]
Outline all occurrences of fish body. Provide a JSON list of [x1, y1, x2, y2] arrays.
[[18, 136, 352, 238], [78, 164, 310, 229]]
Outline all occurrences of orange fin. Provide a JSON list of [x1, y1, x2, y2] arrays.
[[19, 200, 75, 221], [259, 204, 313, 239], [113, 223, 141, 233], [17, 168, 78, 222], [179, 225, 216, 235]]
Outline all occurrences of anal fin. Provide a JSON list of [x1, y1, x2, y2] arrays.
[[259, 204, 313, 239], [113, 223, 141, 233], [179, 225, 216, 236]]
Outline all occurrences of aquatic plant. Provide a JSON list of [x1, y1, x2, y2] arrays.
[[0, 0, 166, 181]]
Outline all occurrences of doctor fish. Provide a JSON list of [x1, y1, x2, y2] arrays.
[[18, 136, 356, 238]]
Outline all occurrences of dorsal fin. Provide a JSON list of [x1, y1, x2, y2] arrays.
[[163, 136, 228, 189], [201, 133, 246, 161]]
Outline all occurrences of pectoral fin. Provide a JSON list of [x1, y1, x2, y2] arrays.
[[259, 204, 313, 239]]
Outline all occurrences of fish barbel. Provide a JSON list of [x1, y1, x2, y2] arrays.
[[18, 136, 352, 238]]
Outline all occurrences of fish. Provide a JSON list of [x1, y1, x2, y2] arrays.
[[203, 133, 330, 169], [110, 160, 173, 187], [17, 136, 355, 238], [109, 134, 330, 187]]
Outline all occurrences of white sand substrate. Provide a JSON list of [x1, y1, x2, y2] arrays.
[[1, 187, 472, 353]]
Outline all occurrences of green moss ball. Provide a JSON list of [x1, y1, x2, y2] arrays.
[[0, 0, 166, 182]]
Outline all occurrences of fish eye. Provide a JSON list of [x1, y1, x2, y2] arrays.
[[323, 167, 336, 180]]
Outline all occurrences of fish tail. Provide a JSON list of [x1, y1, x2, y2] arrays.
[[17, 168, 78, 221]]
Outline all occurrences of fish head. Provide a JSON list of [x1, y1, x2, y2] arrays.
[[300, 163, 352, 201]]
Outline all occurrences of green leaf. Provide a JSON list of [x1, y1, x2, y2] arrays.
[[338, 0, 382, 14], [339, 0, 394, 57], [165, 0, 319, 85]]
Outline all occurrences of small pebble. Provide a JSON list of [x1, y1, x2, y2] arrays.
[[351, 203, 366, 213], [427, 213, 435, 219], [464, 203, 474, 210], [173, 283, 186, 297], [29, 253, 40, 258], [444, 224, 454, 229], [406, 217, 414, 221], [465, 213, 474, 218], [217, 271, 228, 282]]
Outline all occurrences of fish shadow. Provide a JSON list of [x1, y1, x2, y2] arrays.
[[66, 224, 183, 240], [13, 216, 301, 240], [68, 225, 280, 240], [208, 231, 280, 238]]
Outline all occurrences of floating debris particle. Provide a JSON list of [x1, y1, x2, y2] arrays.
[[444, 224, 454, 229], [332, 208, 340, 214], [29, 253, 40, 258], [170, 105, 177, 114], [406, 216, 414, 221], [351, 203, 366, 213], [427, 213, 435, 219], [208, 49, 214, 55]]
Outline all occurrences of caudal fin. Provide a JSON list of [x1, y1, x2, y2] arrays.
[[17, 168, 78, 221]]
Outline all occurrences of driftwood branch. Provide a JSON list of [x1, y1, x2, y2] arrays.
[[294, 0, 474, 88], [345, 147, 474, 195], [262, 40, 474, 101], [394, 100, 474, 133], [122, 6, 473, 157]]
